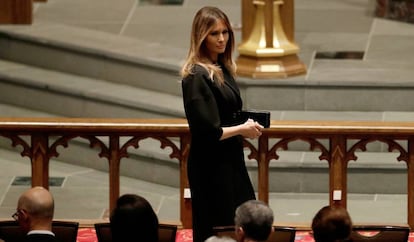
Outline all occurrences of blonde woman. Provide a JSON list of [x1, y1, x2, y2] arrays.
[[181, 6, 263, 242]]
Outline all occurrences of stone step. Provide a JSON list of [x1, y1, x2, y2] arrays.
[[0, 23, 184, 97], [0, 58, 185, 118], [1, 22, 414, 112]]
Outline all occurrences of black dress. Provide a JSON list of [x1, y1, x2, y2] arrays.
[[181, 64, 256, 242]]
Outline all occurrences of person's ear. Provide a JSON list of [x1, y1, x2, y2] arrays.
[[19, 209, 30, 222], [235, 226, 245, 241]]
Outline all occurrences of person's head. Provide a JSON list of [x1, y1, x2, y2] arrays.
[[190, 6, 234, 63], [110, 194, 159, 242], [181, 6, 236, 81], [311, 205, 353, 242], [14, 186, 55, 232], [234, 200, 274, 242], [205, 235, 236, 242]]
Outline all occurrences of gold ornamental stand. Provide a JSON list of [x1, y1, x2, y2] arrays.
[[237, 0, 306, 78]]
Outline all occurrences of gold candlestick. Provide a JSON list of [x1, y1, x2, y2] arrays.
[[237, 0, 306, 78]]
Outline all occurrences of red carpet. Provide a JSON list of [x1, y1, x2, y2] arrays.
[[76, 228, 414, 242]]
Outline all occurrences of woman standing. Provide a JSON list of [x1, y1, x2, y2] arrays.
[[180, 6, 264, 242]]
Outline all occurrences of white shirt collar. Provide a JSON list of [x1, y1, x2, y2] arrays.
[[27, 230, 55, 236]]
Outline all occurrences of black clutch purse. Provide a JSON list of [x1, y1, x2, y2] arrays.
[[236, 110, 271, 128]]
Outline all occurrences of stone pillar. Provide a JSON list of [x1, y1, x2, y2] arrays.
[[237, 0, 306, 78]]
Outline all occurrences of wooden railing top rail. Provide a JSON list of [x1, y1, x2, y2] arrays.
[[1, 118, 414, 135], [0, 118, 189, 133], [267, 121, 414, 137]]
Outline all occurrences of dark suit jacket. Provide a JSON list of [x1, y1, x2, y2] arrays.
[[25, 233, 61, 242]]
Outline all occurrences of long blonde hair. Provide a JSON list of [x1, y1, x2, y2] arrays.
[[180, 6, 236, 84]]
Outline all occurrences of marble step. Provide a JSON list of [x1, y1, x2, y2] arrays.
[[0, 23, 184, 97], [2, 22, 414, 112], [0, 58, 185, 118]]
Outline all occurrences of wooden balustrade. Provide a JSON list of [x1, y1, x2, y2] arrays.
[[0, 118, 413, 229], [0, 0, 32, 24], [0, 0, 47, 24]]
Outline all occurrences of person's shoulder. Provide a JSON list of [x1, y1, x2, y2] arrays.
[[183, 64, 209, 82], [25, 234, 61, 242], [192, 63, 207, 71], [191, 64, 209, 77]]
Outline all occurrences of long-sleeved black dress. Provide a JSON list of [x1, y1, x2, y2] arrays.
[[181, 64, 256, 242]]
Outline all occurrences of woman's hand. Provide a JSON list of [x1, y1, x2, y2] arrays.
[[220, 119, 264, 140], [240, 118, 263, 139]]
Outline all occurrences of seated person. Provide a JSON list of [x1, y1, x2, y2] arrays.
[[311, 205, 353, 242], [14, 186, 60, 242], [234, 200, 274, 242], [110, 194, 159, 242]]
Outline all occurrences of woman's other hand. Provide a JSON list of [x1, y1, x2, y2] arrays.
[[241, 119, 263, 139], [220, 119, 264, 140]]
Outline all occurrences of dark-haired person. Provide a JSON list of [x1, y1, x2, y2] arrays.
[[311, 205, 353, 242], [110, 194, 159, 242]]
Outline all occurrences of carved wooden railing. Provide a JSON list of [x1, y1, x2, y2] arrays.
[[0, 118, 413, 229], [0, 0, 47, 24]]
